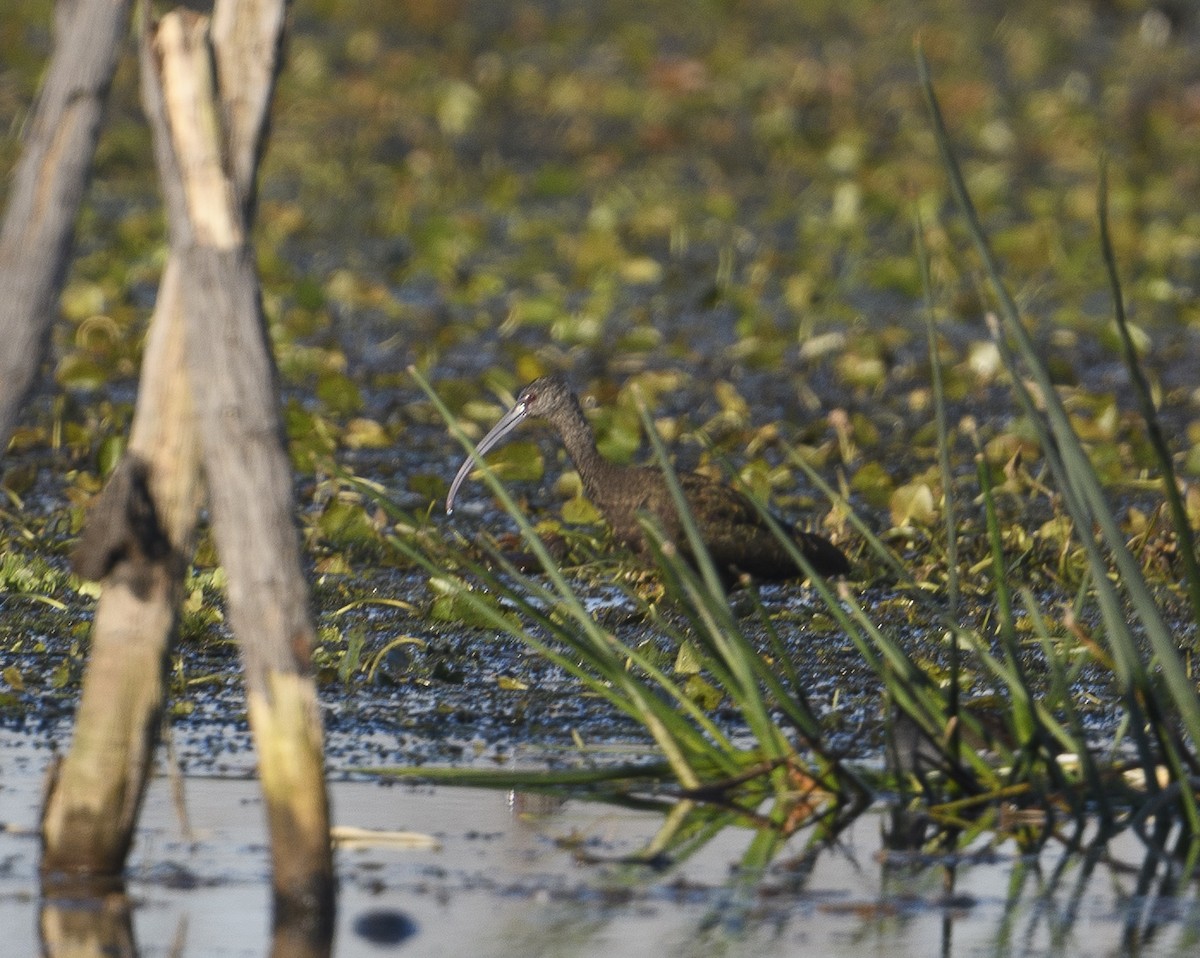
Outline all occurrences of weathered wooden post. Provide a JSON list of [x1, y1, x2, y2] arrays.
[[40, 0, 334, 930], [0, 0, 133, 452], [145, 8, 334, 918]]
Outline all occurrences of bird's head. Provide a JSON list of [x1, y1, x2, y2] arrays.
[[510, 374, 574, 422], [445, 374, 578, 515]]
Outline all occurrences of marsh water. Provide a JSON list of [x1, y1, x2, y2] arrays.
[[6, 0, 1200, 954], [5, 730, 1200, 958]]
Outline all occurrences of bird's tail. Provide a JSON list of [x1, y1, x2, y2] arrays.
[[795, 529, 851, 578]]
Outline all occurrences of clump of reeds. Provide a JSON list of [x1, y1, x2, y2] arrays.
[[371, 50, 1200, 869]]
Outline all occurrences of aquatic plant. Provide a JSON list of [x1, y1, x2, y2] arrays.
[[386, 368, 870, 839], [929, 41, 1200, 799], [370, 52, 1200, 872]]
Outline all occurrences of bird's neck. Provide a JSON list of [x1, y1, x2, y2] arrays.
[[570, 437, 624, 503], [550, 400, 622, 502]]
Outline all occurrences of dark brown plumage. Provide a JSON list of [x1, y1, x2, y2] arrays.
[[446, 375, 850, 580]]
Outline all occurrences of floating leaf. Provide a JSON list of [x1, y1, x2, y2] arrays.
[[674, 641, 702, 676], [408, 472, 446, 503], [285, 401, 338, 471], [850, 462, 894, 508], [315, 554, 352, 574], [596, 406, 641, 464], [2, 463, 37, 497], [55, 354, 111, 391], [97, 434, 125, 477], [318, 497, 380, 547], [479, 440, 544, 482], [429, 588, 515, 629], [343, 418, 390, 449], [436, 79, 480, 136], [835, 352, 887, 390], [293, 275, 325, 311], [620, 256, 663, 284], [316, 370, 364, 416], [561, 494, 601, 525], [890, 481, 937, 527], [683, 674, 722, 710]]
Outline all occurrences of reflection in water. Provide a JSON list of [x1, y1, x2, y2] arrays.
[[867, 805, 1200, 958], [38, 880, 335, 958], [40, 887, 135, 958], [8, 770, 1200, 956], [268, 917, 334, 958]]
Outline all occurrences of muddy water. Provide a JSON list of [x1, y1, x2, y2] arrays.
[[4, 730, 1200, 957]]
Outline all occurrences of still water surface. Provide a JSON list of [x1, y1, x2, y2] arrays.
[[4, 730, 1200, 957]]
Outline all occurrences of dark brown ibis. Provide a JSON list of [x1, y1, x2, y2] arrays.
[[445, 375, 850, 580]]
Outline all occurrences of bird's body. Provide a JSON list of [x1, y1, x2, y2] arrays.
[[446, 375, 850, 580]]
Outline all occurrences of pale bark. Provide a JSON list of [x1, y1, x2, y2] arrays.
[[38, 0, 202, 884], [144, 7, 334, 921], [212, 0, 289, 214], [41, 260, 200, 876], [43, 0, 331, 927], [0, 0, 132, 453]]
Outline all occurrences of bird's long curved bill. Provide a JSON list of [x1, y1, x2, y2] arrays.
[[445, 400, 530, 514]]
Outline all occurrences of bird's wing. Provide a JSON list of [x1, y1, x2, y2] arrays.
[[678, 472, 762, 528]]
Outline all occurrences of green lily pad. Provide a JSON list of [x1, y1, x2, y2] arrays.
[[850, 461, 894, 508], [318, 497, 380, 547], [478, 440, 544, 483], [429, 589, 515, 629], [561, 494, 601, 525], [890, 480, 937, 527], [683, 673, 723, 710], [343, 417, 391, 449], [316, 370, 364, 416], [674, 641, 702, 675]]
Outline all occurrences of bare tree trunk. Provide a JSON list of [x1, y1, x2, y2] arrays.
[[35, 0, 202, 884], [41, 262, 199, 876], [211, 0, 288, 218], [0, 0, 132, 453], [144, 7, 333, 923], [43, 0, 331, 928], [40, 0, 259, 878]]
